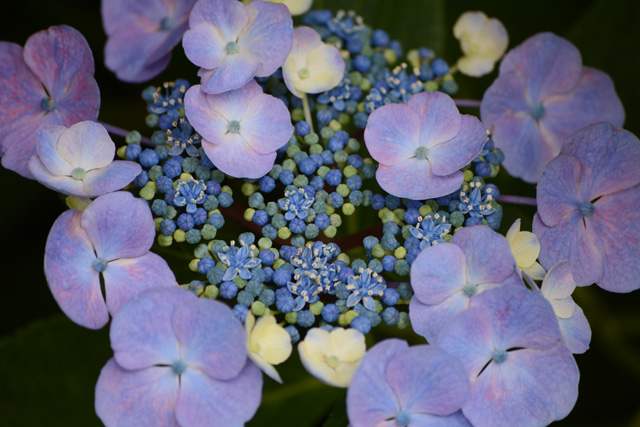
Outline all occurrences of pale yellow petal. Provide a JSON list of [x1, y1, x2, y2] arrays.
[[256, 324, 293, 365], [505, 218, 521, 243], [524, 262, 547, 281], [330, 328, 366, 362], [457, 55, 496, 78], [511, 231, 541, 269], [552, 297, 577, 319]]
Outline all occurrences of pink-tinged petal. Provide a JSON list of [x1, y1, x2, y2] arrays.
[[428, 115, 486, 176], [199, 52, 261, 94], [1, 110, 63, 179], [54, 70, 100, 124], [82, 160, 142, 197], [44, 210, 108, 330], [451, 226, 517, 286], [240, 94, 293, 154], [561, 123, 640, 200], [408, 91, 462, 148], [463, 344, 579, 427], [0, 43, 47, 139], [587, 186, 640, 292], [81, 192, 155, 260], [499, 32, 582, 101], [23, 26, 95, 98], [435, 305, 494, 379], [95, 359, 180, 427], [536, 154, 582, 227], [184, 85, 231, 142], [411, 243, 467, 305], [470, 286, 560, 351], [558, 305, 591, 354], [175, 362, 262, 427], [104, 253, 176, 316], [182, 24, 226, 70], [364, 102, 420, 166], [241, 0, 293, 77], [346, 339, 406, 426], [56, 121, 115, 170], [35, 125, 72, 175], [409, 292, 470, 344], [533, 212, 603, 287], [387, 346, 470, 416], [376, 159, 463, 201], [202, 134, 277, 179], [102, 0, 176, 35], [27, 156, 86, 195], [172, 298, 246, 380], [540, 260, 576, 301], [188, 0, 249, 42], [110, 287, 194, 371], [481, 70, 532, 130]]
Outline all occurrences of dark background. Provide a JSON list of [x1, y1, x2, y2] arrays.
[[1, 0, 639, 425]]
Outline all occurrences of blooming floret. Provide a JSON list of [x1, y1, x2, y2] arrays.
[[173, 177, 207, 214], [345, 268, 386, 312], [218, 243, 262, 281], [279, 187, 314, 221], [409, 212, 452, 249], [453, 11, 508, 77]]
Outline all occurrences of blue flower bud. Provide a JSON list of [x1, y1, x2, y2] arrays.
[[305, 224, 320, 239], [259, 249, 275, 265], [381, 233, 399, 251], [397, 282, 413, 300], [218, 192, 233, 207], [297, 310, 315, 327], [371, 194, 385, 210], [259, 176, 276, 193], [285, 325, 300, 344], [290, 218, 306, 234], [368, 259, 383, 274], [237, 290, 254, 307], [314, 213, 330, 229], [207, 266, 225, 285], [232, 304, 249, 323], [273, 268, 292, 287], [197, 257, 215, 274], [382, 255, 396, 272], [192, 208, 207, 225], [328, 192, 344, 208], [382, 288, 400, 306], [125, 143, 142, 161], [295, 120, 311, 137], [372, 29, 390, 47], [350, 315, 371, 334], [431, 58, 449, 76], [220, 281, 238, 299], [177, 213, 194, 231], [383, 222, 400, 235], [188, 280, 204, 294], [246, 280, 262, 297], [322, 304, 340, 323], [280, 170, 294, 185], [163, 157, 182, 178], [382, 307, 399, 325], [262, 224, 278, 240], [159, 219, 176, 236], [325, 169, 342, 186], [317, 110, 332, 125], [259, 289, 275, 307]]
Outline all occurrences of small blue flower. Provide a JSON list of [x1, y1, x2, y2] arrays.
[[218, 243, 261, 281], [346, 268, 386, 311], [287, 276, 321, 312], [279, 188, 314, 221], [166, 118, 201, 157], [457, 181, 496, 217], [173, 178, 207, 214], [409, 213, 452, 249], [147, 79, 189, 122]]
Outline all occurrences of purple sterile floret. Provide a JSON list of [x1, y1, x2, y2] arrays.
[[0, 25, 99, 178], [347, 339, 472, 427], [182, 0, 293, 94], [28, 121, 141, 197], [533, 122, 640, 292], [540, 261, 591, 354], [364, 91, 486, 200], [436, 286, 579, 427], [102, 0, 197, 82], [409, 225, 523, 343], [44, 191, 176, 329], [481, 32, 624, 183], [95, 287, 262, 426], [185, 80, 293, 178]]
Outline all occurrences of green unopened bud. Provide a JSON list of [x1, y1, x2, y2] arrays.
[[394, 247, 407, 259], [291, 109, 305, 122], [419, 204, 432, 216], [278, 227, 292, 240], [324, 225, 337, 238], [342, 203, 355, 216], [251, 301, 266, 316], [201, 224, 217, 240], [189, 259, 199, 272], [337, 253, 350, 264], [126, 130, 141, 144], [203, 285, 219, 299], [285, 312, 298, 324], [309, 143, 323, 155], [463, 170, 474, 182], [173, 229, 186, 243], [304, 132, 319, 145], [383, 48, 397, 65], [157, 234, 173, 247], [139, 186, 155, 201], [372, 244, 385, 259], [258, 237, 272, 250], [425, 81, 438, 92], [336, 184, 350, 197], [273, 259, 285, 269], [329, 120, 342, 131], [244, 208, 255, 222], [309, 301, 324, 315], [398, 312, 411, 329], [116, 146, 127, 159], [242, 183, 258, 196]]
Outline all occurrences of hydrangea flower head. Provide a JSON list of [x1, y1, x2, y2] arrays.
[[282, 26, 345, 98], [298, 327, 366, 388], [540, 261, 591, 354], [28, 121, 141, 198], [453, 11, 508, 77], [409, 225, 522, 342], [364, 91, 486, 200], [481, 32, 625, 183], [505, 218, 546, 280], [185, 80, 293, 178], [102, 0, 197, 82], [437, 285, 579, 427], [182, 0, 293, 94], [95, 287, 262, 426], [347, 339, 471, 427], [533, 122, 640, 292], [44, 192, 176, 329], [245, 312, 292, 383], [0, 25, 99, 178]]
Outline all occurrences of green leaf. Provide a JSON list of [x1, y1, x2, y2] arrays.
[[0, 315, 111, 427]]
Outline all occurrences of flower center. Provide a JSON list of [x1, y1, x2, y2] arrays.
[[325, 355, 340, 368], [227, 120, 241, 133], [41, 96, 56, 112], [462, 283, 476, 297], [225, 41, 239, 55], [531, 103, 545, 119], [92, 257, 108, 273], [414, 146, 428, 159], [493, 349, 508, 364], [71, 167, 86, 180], [579, 201, 595, 217], [160, 17, 173, 31], [171, 360, 187, 375], [249, 341, 261, 353], [395, 411, 411, 426], [298, 68, 310, 79]]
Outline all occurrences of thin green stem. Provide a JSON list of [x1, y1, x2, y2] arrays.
[[301, 93, 314, 133]]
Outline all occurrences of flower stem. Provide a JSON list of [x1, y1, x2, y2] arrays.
[[453, 98, 481, 108], [497, 195, 537, 206], [99, 121, 154, 147], [301, 94, 314, 133]]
